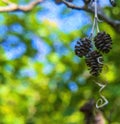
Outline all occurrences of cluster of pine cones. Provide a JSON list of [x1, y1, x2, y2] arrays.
[[75, 31, 112, 76]]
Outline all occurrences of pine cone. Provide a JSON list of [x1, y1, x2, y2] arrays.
[[75, 37, 92, 57], [94, 32, 112, 53], [85, 51, 104, 76]]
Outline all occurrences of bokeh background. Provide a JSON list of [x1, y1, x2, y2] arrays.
[[0, 0, 120, 123]]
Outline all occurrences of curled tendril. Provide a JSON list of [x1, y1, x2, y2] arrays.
[[97, 56, 103, 64], [96, 94, 109, 108], [95, 82, 109, 109]]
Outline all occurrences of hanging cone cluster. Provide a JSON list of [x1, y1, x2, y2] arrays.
[[74, 32, 112, 76], [85, 51, 104, 76], [75, 37, 91, 57], [94, 32, 112, 53]]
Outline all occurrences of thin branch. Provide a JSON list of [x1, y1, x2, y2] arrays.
[[62, 0, 87, 10], [61, 0, 120, 33], [0, 0, 43, 12]]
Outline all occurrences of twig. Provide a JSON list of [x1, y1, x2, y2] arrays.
[[0, 0, 43, 12], [62, 0, 87, 10], [61, 0, 120, 33], [90, 0, 100, 38]]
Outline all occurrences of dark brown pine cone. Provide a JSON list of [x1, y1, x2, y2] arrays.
[[75, 37, 92, 57], [94, 32, 112, 53], [85, 50, 104, 76]]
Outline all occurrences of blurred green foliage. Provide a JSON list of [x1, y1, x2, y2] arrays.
[[0, 0, 120, 124]]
